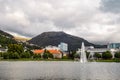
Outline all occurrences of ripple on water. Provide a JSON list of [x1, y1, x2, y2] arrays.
[[0, 61, 120, 80]]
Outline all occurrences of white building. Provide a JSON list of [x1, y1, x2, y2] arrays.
[[86, 46, 119, 58], [0, 48, 7, 53], [58, 42, 68, 51], [45, 45, 60, 50]]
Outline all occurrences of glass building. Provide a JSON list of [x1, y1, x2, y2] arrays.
[[58, 42, 68, 51], [108, 43, 120, 49]]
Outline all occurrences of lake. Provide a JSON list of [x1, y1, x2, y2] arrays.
[[0, 61, 120, 80]]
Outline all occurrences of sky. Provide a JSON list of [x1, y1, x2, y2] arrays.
[[0, 0, 120, 44]]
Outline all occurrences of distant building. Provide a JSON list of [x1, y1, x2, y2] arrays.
[[58, 42, 68, 51], [108, 43, 120, 49], [84, 44, 120, 58], [0, 48, 7, 53], [45, 45, 60, 50], [33, 49, 62, 58]]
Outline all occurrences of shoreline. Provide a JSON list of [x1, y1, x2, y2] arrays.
[[0, 59, 74, 61], [0, 59, 120, 62]]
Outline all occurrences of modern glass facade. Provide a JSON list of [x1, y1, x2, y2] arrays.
[[58, 42, 68, 51], [108, 43, 120, 49]]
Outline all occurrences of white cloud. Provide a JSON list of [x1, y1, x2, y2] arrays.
[[0, 0, 120, 44]]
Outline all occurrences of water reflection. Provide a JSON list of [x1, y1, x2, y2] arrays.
[[0, 61, 120, 80]]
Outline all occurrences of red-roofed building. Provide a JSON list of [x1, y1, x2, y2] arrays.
[[33, 49, 62, 58]]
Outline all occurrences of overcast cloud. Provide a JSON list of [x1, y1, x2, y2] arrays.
[[0, 0, 120, 44]]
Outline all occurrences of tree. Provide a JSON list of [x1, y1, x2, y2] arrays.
[[74, 53, 80, 58], [86, 52, 90, 59], [102, 51, 112, 59], [8, 44, 24, 54], [114, 52, 120, 58], [69, 51, 76, 59], [93, 53, 101, 59], [9, 52, 20, 59], [20, 52, 31, 58], [43, 53, 48, 59], [0, 52, 3, 57], [33, 54, 41, 59], [3, 52, 9, 59], [43, 50, 53, 59], [48, 53, 53, 58]]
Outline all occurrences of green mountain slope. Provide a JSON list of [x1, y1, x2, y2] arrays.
[[0, 30, 17, 47]]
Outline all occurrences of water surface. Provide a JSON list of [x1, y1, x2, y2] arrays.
[[0, 61, 120, 80]]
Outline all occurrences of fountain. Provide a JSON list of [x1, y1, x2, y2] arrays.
[[80, 42, 87, 63]]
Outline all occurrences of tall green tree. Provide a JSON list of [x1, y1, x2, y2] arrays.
[[69, 51, 76, 59], [43, 50, 53, 59], [8, 44, 24, 54]]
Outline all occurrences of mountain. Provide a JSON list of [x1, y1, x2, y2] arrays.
[[0, 30, 17, 47], [28, 31, 105, 51], [0, 30, 13, 38]]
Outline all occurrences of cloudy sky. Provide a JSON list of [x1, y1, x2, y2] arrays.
[[0, 0, 120, 44]]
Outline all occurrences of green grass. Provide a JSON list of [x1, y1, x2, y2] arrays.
[[0, 58, 120, 62], [95, 59, 120, 62]]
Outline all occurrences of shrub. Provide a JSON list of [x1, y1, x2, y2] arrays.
[[3, 52, 9, 59], [74, 53, 80, 58], [62, 56, 69, 59], [48, 53, 53, 59], [20, 52, 31, 58], [102, 51, 112, 59], [93, 53, 101, 59], [0, 52, 3, 57], [43, 53, 48, 59], [9, 52, 20, 59], [33, 54, 41, 59], [86, 52, 90, 59], [114, 52, 120, 58], [43, 50, 54, 59]]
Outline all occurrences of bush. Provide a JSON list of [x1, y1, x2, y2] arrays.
[[102, 51, 112, 59], [68, 51, 76, 59], [48, 53, 53, 59], [43, 50, 54, 59], [74, 53, 80, 58], [43, 53, 48, 59], [9, 52, 20, 59], [93, 53, 101, 59], [114, 52, 120, 58], [2, 52, 20, 59], [0, 52, 3, 57], [3, 52, 9, 59], [20, 52, 31, 58], [62, 56, 69, 59], [86, 52, 90, 59], [33, 54, 41, 59]]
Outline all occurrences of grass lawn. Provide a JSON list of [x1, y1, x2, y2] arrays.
[[95, 59, 120, 62]]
